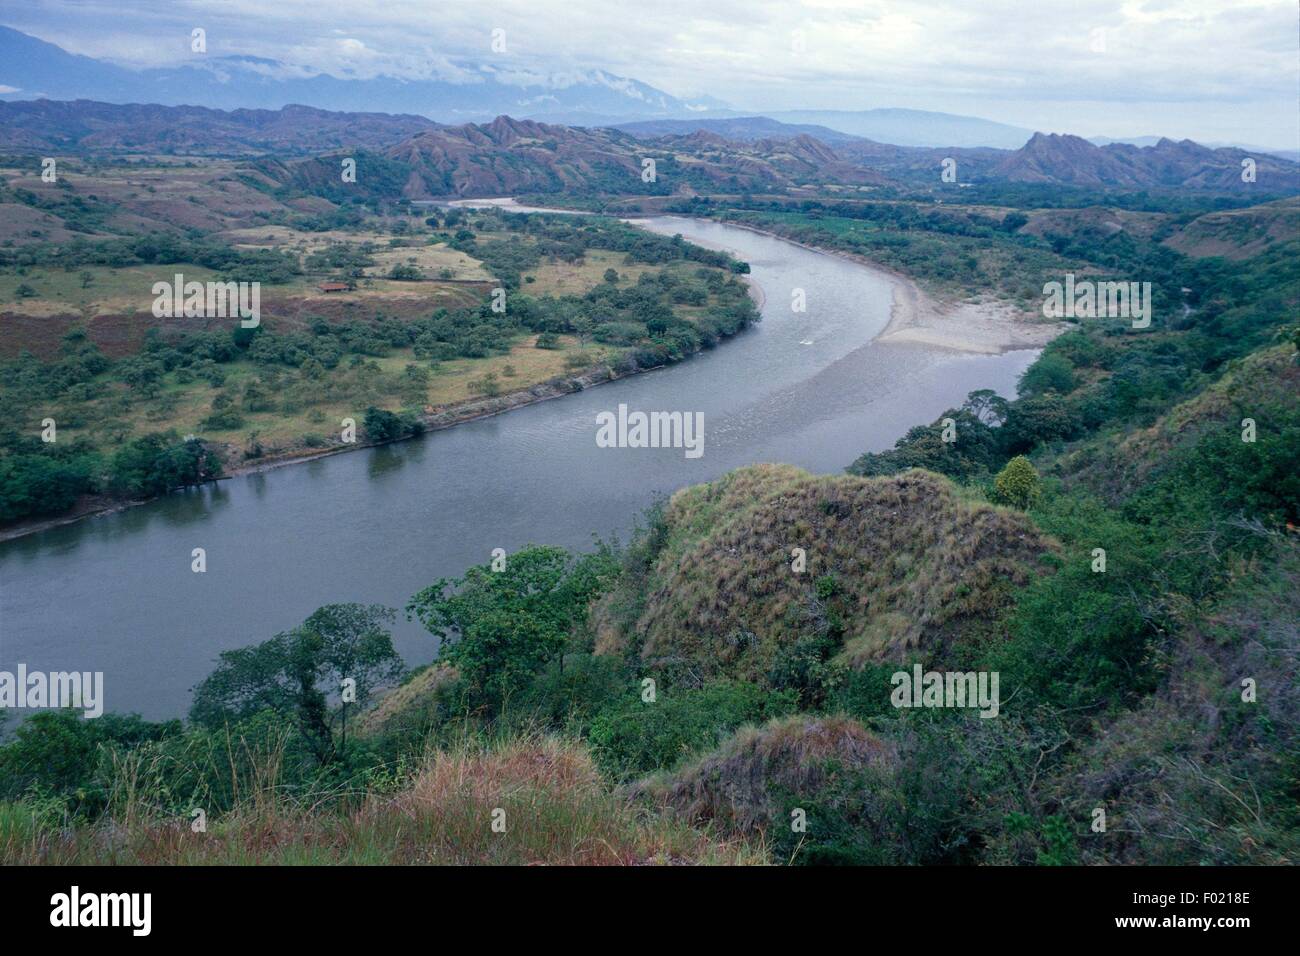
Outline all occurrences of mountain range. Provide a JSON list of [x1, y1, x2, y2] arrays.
[[0, 99, 440, 155], [3, 99, 1296, 197]]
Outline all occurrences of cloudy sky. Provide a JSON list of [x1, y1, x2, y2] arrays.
[[7, 0, 1298, 147]]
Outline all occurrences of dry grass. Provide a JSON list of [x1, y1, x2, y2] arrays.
[[355, 664, 459, 738], [605, 464, 1056, 683], [0, 733, 765, 866], [631, 715, 895, 836], [524, 249, 656, 296]]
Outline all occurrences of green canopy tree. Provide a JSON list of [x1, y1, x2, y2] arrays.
[[406, 546, 620, 713], [189, 603, 403, 764]]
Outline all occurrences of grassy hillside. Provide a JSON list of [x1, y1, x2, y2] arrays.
[[593, 464, 1055, 687]]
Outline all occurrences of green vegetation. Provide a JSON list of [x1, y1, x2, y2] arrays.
[[0, 210, 756, 526], [2, 182, 1296, 867]]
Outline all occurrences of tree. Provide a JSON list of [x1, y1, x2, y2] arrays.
[[407, 546, 619, 712], [108, 434, 221, 497], [388, 263, 423, 281], [993, 455, 1041, 509], [1019, 354, 1076, 396], [362, 406, 404, 442], [963, 389, 1010, 427], [189, 604, 403, 763], [571, 315, 595, 348]]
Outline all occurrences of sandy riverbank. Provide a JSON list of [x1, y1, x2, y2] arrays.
[[717, 220, 1061, 355], [878, 278, 1062, 355]]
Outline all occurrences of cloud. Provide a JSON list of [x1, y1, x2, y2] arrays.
[[3, 0, 1295, 144]]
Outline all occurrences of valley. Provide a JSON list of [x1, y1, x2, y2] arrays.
[[0, 29, 1296, 875]]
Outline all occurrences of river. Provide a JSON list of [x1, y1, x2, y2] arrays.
[[0, 217, 1037, 719]]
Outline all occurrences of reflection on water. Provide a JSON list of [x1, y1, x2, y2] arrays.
[[0, 217, 1037, 718]]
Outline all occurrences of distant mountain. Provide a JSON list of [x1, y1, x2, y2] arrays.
[[0, 99, 440, 155], [0, 25, 718, 123], [993, 132, 1300, 191], [613, 116, 864, 145], [832, 139, 1007, 182], [7, 96, 1291, 198], [272, 115, 888, 199], [1090, 135, 1300, 164], [765, 108, 1035, 149]]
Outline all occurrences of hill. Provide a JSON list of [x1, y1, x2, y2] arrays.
[[0, 99, 441, 156], [592, 464, 1056, 685], [767, 107, 1034, 149], [992, 132, 1300, 192], [1162, 197, 1300, 259], [281, 115, 886, 199], [1054, 343, 1300, 508], [614, 116, 864, 145]]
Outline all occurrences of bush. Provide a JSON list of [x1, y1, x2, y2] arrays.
[[362, 407, 405, 443], [587, 680, 797, 781], [992, 456, 1041, 509]]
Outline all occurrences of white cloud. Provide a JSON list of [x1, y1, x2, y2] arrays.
[[3, 0, 1296, 144]]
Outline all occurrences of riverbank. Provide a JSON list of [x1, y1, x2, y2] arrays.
[[0, 209, 1019, 544], [0, 333, 755, 544], [714, 219, 1061, 355]]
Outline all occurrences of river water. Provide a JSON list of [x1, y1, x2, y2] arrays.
[[0, 217, 1036, 719]]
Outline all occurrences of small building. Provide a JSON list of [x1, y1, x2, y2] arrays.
[[318, 282, 350, 293]]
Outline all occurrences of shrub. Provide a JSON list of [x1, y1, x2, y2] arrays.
[[587, 680, 797, 781], [993, 455, 1041, 509], [362, 407, 404, 443]]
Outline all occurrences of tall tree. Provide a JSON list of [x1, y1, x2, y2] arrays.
[[190, 604, 403, 764]]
